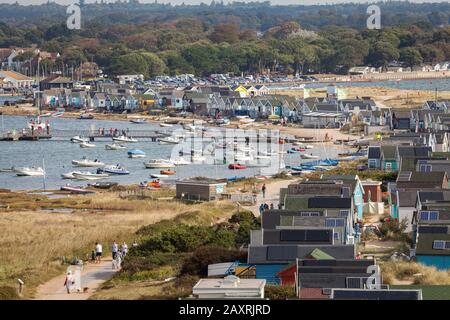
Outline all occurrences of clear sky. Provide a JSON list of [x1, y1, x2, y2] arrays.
[[0, 0, 448, 6]]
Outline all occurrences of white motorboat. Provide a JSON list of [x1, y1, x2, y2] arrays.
[[170, 158, 190, 165], [61, 171, 83, 179], [150, 174, 168, 179], [105, 143, 126, 150], [71, 136, 89, 143], [159, 137, 180, 144], [112, 135, 138, 143], [79, 142, 96, 148], [255, 155, 271, 159], [258, 151, 278, 156], [159, 123, 173, 128], [301, 154, 320, 159], [182, 123, 196, 131], [293, 142, 314, 149], [15, 167, 45, 176], [129, 118, 146, 124], [73, 172, 109, 180], [72, 158, 105, 167], [144, 159, 175, 169]]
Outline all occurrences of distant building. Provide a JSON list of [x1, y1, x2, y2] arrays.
[[176, 179, 226, 201], [0, 70, 34, 88]]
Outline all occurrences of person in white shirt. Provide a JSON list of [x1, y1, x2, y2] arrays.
[[95, 242, 102, 263], [121, 242, 128, 257], [64, 271, 74, 294], [112, 241, 118, 260]]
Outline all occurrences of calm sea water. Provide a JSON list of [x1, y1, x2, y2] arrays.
[[275, 77, 450, 91], [0, 115, 344, 191]]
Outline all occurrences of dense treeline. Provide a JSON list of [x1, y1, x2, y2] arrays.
[[0, 2, 449, 77]]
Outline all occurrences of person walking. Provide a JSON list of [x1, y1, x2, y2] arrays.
[[262, 184, 266, 198], [259, 203, 264, 215], [112, 241, 118, 260], [95, 242, 102, 263], [64, 271, 74, 294], [121, 241, 128, 257]]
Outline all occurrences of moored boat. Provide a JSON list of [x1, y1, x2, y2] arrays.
[[105, 143, 126, 150], [151, 174, 168, 179], [79, 141, 96, 148], [61, 171, 83, 179], [129, 118, 146, 124], [228, 163, 247, 170], [98, 165, 130, 175], [78, 113, 94, 120], [301, 154, 320, 159], [127, 149, 146, 158], [160, 169, 176, 175], [72, 171, 109, 180], [144, 159, 175, 169], [72, 158, 105, 167], [170, 158, 190, 165], [60, 185, 95, 194], [112, 135, 138, 143], [88, 182, 118, 189], [71, 136, 89, 143], [159, 137, 180, 144], [15, 167, 45, 176], [159, 123, 173, 127]]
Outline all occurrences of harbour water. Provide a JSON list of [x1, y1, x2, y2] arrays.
[[0, 116, 344, 191]]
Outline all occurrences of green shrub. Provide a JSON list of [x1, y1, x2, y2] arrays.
[[180, 245, 247, 276], [265, 285, 296, 300], [139, 224, 236, 253], [377, 218, 410, 241], [130, 266, 175, 281]]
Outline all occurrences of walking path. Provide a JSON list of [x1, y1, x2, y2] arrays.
[[35, 258, 117, 300], [242, 179, 296, 216]]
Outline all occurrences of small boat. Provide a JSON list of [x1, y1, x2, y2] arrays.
[[73, 171, 109, 180], [147, 180, 161, 188], [159, 137, 180, 144], [255, 155, 271, 159], [127, 149, 146, 158], [151, 174, 168, 179], [259, 151, 278, 156], [61, 171, 83, 179], [88, 182, 118, 189], [301, 154, 319, 159], [215, 118, 230, 125], [40, 112, 52, 117], [287, 149, 300, 154], [105, 143, 126, 150], [130, 118, 146, 124], [51, 111, 65, 118], [228, 163, 247, 170], [72, 158, 105, 167], [227, 176, 245, 182], [78, 113, 94, 120], [160, 169, 176, 175], [28, 118, 46, 130], [159, 123, 173, 128], [144, 159, 175, 169], [302, 159, 339, 167], [238, 117, 255, 124], [170, 158, 190, 165], [98, 165, 129, 175], [71, 136, 89, 144], [15, 167, 45, 176], [79, 141, 96, 148], [182, 123, 196, 131], [60, 185, 95, 194], [113, 135, 138, 143]]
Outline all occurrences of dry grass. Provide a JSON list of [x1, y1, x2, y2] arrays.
[[381, 261, 450, 285], [0, 189, 235, 298]]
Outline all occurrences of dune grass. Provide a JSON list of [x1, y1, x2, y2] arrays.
[[381, 261, 450, 285], [0, 189, 235, 299]]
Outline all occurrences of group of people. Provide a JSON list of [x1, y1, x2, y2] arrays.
[[259, 202, 282, 214], [90, 240, 138, 266], [97, 128, 130, 137]]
